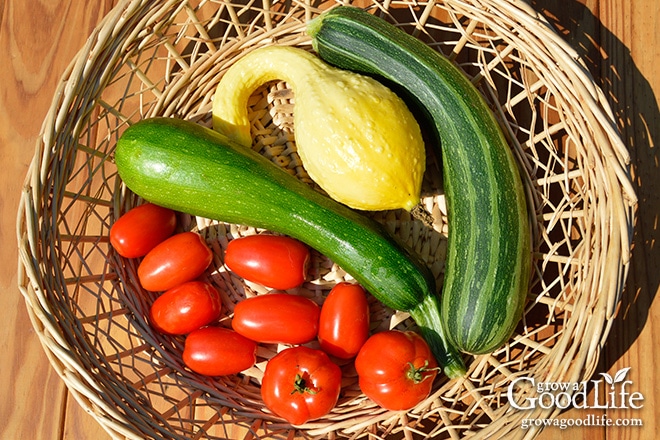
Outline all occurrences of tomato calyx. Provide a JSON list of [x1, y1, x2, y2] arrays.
[[406, 360, 439, 384], [292, 372, 318, 395]]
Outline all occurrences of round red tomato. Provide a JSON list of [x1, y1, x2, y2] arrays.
[[110, 203, 177, 258], [183, 326, 257, 376], [261, 346, 341, 425], [149, 281, 222, 335], [232, 293, 320, 344], [318, 282, 370, 359], [355, 330, 438, 411], [137, 231, 213, 292], [224, 234, 310, 290]]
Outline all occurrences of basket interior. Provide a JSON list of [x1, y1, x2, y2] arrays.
[[17, 0, 636, 439]]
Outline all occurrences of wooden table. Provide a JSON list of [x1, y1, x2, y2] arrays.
[[1, 1, 657, 439]]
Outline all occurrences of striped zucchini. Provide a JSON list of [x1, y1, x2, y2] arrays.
[[308, 6, 531, 354], [115, 117, 466, 378]]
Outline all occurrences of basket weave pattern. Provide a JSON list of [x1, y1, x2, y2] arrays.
[[17, 0, 636, 439]]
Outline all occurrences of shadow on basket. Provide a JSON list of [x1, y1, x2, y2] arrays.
[[530, 0, 658, 382]]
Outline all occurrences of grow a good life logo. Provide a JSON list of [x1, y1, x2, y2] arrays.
[[509, 367, 644, 410], [508, 367, 645, 430]]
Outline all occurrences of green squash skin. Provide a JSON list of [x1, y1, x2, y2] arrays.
[[308, 6, 532, 355], [115, 117, 466, 377]]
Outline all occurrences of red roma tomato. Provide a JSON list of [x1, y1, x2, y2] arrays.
[[232, 293, 320, 344], [137, 231, 213, 292], [355, 330, 438, 411], [318, 282, 370, 359], [183, 326, 257, 376], [261, 346, 341, 425], [149, 281, 222, 335], [110, 203, 177, 258], [224, 235, 310, 290]]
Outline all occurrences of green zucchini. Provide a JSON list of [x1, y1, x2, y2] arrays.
[[115, 117, 466, 378], [308, 6, 531, 355]]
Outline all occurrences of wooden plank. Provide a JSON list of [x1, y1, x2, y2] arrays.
[[0, 1, 117, 439], [598, 0, 660, 437]]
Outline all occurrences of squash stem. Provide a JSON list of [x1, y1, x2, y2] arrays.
[[409, 294, 466, 379]]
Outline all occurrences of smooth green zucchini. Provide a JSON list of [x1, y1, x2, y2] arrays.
[[115, 117, 466, 378], [308, 6, 531, 354]]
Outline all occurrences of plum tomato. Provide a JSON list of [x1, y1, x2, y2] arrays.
[[261, 346, 341, 425], [183, 326, 257, 376], [224, 234, 310, 290], [149, 281, 222, 335], [232, 293, 320, 345], [110, 203, 177, 258], [137, 231, 213, 292], [355, 330, 438, 411], [318, 282, 370, 359]]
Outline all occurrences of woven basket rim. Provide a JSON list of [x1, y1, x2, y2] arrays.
[[16, 0, 637, 439]]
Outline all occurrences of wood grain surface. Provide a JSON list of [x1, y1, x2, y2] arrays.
[[1, 1, 657, 439]]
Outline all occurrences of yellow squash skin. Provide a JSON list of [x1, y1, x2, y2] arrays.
[[212, 45, 425, 212]]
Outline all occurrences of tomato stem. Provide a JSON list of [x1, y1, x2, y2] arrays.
[[406, 361, 441, 384], [292, 373, 318, 395]]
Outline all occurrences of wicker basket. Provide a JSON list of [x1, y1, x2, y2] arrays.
[[16, 0, 637, 439]]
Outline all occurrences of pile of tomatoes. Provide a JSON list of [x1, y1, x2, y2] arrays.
[[110, 203, 440, 425]]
